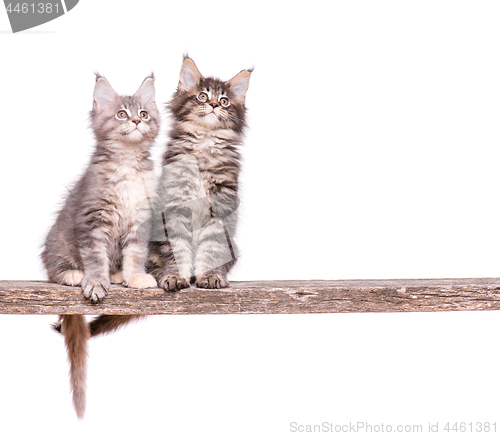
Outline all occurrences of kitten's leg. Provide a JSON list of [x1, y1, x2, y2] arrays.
[[43, 252, 84, 286], [154, 206, 193, 291], [148, 241, 187, 290], [59, 270, 85, 286], [158, 207, 197, 291], [122, 236, 157, 289], [195, 265, 232, 289], [80, 228, 112, 303], [194, 219, 236, 289], [156, 237, 191, 291], [155, 156, 201, 291], [42, 239, 84, 287]]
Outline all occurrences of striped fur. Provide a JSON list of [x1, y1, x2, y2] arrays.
[[42, 73, 160, 300], [66, 60, 252, 400], [87, 58, 252, 339], [89, 314, 143, 337], [42, 74, 160, 418], [151, 56, 252, 290], [59, 314, 90, 420]]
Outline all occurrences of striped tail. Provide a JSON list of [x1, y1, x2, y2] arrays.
[[59, 315, 90, 419], [89, 315, 144, 338]]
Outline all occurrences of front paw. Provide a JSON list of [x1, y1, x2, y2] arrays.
[[59, 270, 84, 287], [195, 274, 228, 289], [82, 276, 110, 303], [159, 275, 190, 292], [126, 274, 157, 289]]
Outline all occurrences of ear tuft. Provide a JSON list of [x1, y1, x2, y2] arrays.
[[135, 74, 156, 106], [227, 69, 252, 103], [179, 57, 203, 93], [93, 75, 118, 111]]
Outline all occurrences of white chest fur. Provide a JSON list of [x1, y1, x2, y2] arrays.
[[192, 136, 234, 172], [106, 163, 156, 225], [193, 136, 223, 155]]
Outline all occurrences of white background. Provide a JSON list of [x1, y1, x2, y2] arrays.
[[0, 0, 499, 434]]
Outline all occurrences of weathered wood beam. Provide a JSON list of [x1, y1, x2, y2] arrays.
[[1, 278, 500, 315]]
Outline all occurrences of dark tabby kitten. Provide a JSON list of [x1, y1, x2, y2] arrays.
[[154, 56, 251, 290], [87, 57, 251, 336], [42, 74, 160, 418]]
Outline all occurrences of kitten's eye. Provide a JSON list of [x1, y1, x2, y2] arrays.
[[139, 110, 149, 119], [197, 92, 209, 103], [117, 111, 128, 119], [219, 97, 229, 107]]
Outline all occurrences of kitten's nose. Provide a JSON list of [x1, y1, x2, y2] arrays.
[[209, 102, 218, 109], [132, 119, 141, 125]]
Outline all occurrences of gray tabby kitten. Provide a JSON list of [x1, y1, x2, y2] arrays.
[[87, 57, 251, 337], [42, 74, 160, 419], [153, 56, 251, 290]]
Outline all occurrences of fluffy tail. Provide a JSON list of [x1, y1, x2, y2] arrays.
[[59, 315, 90, 420], [89, 315, 144, 338]]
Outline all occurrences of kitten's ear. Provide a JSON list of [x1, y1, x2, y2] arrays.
[[227, 69, 252, 103], [135, 74, 156, 106], [178, 57, 203, 93], [93, 74, 118, 111]]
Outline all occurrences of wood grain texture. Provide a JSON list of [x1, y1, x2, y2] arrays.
[[1, 278, 500, 315]]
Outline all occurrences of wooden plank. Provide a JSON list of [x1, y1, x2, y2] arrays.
[[1, 278, 500, 315]]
